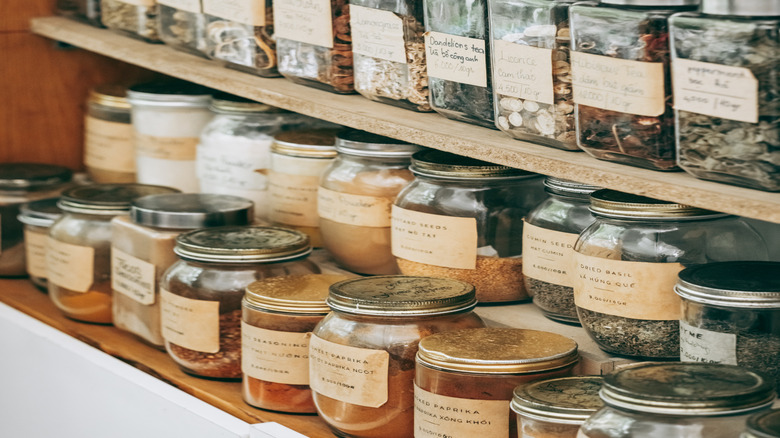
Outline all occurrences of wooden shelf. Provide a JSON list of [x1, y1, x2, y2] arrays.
[[30, 16, 780, 223]]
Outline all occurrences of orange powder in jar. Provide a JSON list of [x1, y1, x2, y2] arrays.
[[50, 281, 113, 324]]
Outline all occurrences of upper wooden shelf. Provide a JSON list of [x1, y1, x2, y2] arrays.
[[31, 16, 780, 223]]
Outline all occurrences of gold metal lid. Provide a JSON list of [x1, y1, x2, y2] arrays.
[[544, 177, 601, 198], [416, 328, 579, 374], [174, 226, 312, 263], [58, 184, 180, 215], [589, 189, 724, 219], [210, 92, 287, 114], [244, 274, 351, 314], [336, 129, 422, 158], [272, 129, 339, 158], [411, 149, 539, 180], [89, 84, 131, 109], [511, 376, 604, 424], [327, 276, 477, 316]]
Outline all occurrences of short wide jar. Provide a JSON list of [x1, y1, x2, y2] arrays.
[[743, 409, 780, 438], [18, 198, 63, 290]]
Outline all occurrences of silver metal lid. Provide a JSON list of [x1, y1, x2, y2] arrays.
[[544, 177, 601, 198], [746, 409, 780, 438], [130, 193, 254, 229], [601, 0, 700, 6], [511, 376, 604, 424], [335, 129, 423, 158], [209, 92, 287, 114], [174, 226, 312, 264], [675, 262, 780, 309], [701, 0, 780, 16], [127, 81, 212, 108], [589, 189, 725, 220], [411, 150, 539, 180], [58, 184, 180, 215], [17, 197, 62, 228], [0, 163, 72, 191]]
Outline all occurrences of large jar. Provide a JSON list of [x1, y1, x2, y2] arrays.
[[743, 409, 780, 438], [415, 328, 579, 438], [158, 0, 207, 56], [160, 226, 319, 379], [101, 0, 160, 42], [111, 193, 254, 347], [670, 2, 780, 191], [318, 130, 420, 275], [127, 81, 213, 193], [310, 276, 486, 438], [489, 0, 578, 150], [523, 177, 599, 324], [570, 0, 699, 170], [392, 149, 546, 303], [579, 362, 776, 438], [424, 0, 494, 127], [573, 190, 768, 359], [48, 184, 178, 324], [18, 198, 62, 291], [57, 0, 102, 26], [84, 84, 135, 184]]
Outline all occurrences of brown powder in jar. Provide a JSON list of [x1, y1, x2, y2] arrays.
[[168, 309, 242, 379], [519, 418, 581, 438], [50, 281, 113, 324], [243, 379, 316, 414]]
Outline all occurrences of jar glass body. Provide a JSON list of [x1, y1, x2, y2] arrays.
[[101, 0, 160, 42], [57, 0, 102, 26], [85, 99, 135, 184], [22, 223, 52, 291], [516, 414, 581, 438], [158, 5, 208, 57]]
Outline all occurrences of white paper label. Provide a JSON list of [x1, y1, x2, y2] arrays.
[[84, 116, 136, 173], [680, 320, 738, 365], [350, 5, 407, 64], [425, 31, 488, 88], [203, 0, 265, 26], [136, 134, 199, 161], [112, 247, 156, 306], [196, 141, 271, 191], [161, 289, 220, 353], [24, 230, 49, 279], [391, 206, 478, 270], [493, 41, 554, 105], [522, 222, 579, 288], [47, 238, 95, 293], [317, 187, 392, 227], [414, 385, 509, 438], [273, 0, 333, 48], [159, 0, 202, 14], [268, 172, 321, 227], [242, 322, 312, 385]]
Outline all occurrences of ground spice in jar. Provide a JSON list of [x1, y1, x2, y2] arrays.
[[167, 308, 243, 378]]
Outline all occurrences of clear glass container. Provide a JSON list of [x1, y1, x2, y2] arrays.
[[84, 84, 135, 184], [241, 273, 349, 413], [424, 0, 494, 127], [392, 149, 546, 303], [670, 3, 780, 191], [310, 276, 486, 438], [573, 189, 768, 359], [319, 130, 420, 275], [111, 193, 253, 347], [158, 0, 208, 56], [48, 184, 178, 324], [415, 328, 579, 438], [18, 198, 62, 291], [579, 362, 777, 438], [57, 0, 102, 26], [161, 226, 319, 379], [523, 178, 599, 324], [743, 409, 780, 438], [489, 0, 578, 149], [101, 0, 161, 42]]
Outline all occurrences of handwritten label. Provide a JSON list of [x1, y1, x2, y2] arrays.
[[414, 385, 509, 438], [159, 0, 202, 14], [242, 323, 312, 385], [680, 320, 737, 365], [112, 247, 156, 305], [196, 141, 271, 190], [136, 134, 199, 161], [318, 187, 392, 228], [268, 172, 321, 227], [391, 206, 478, 270], [274, 0, 333, 48], [47, 238, 95, 293], [571, 52, 665, 117], [425, 31, 487, 88], [161, 289, 220, 353], [522, 222, 579, 287], [350, 5, 406, 64], [493, 41, 554, 105], [84, 116, 136, 173], [24, 230, 49, 279], [203, 0, 265, 26]]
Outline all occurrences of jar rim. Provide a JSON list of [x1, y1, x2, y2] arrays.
[[589, 190, 725, 219], [89, 84, 131, 109], [209, 93, 287, 114], [701, 0, 780, 16], [127, 81, 212, 108], [511, 376, 604, 422], [130, 193, 254, 229], [745, 409, 780, 438], [411, 150, 539, 180], [544, 177, 601, 197], [272, 129, 339, 158], [17, 197, 62, 227], [0, 163, 72, 191], [174, 226, 312, 263], [335, 129, 422, 158], [675, 262, 780, 308], [243, 274, 351, 314], [601, 0, 699, 6], [58, 184, 180, 215]]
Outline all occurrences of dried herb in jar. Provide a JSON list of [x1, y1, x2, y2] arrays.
[[101, 0, 160, 42], [158, 4, 208, 56]]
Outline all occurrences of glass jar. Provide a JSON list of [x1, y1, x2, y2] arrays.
[[0, 163, 72, 278], [84, 84, 135, 184], [18, 198, 62, 291], [318, 130, 420, 275], [743, 409, 780, 438], [350, 0, 429, 111], [112, 193, 254, 347], [670, 2, 780, 191], [570, 0, 699, 170], [523, 177, 599, 324], [275, 0, 354, 94], [268, 130, 338, 247], [158, 0, 208, 56], [489, 0, 578, 150], [101, 0, 161, 42], [161, 226, 319, 379], [57, 0, 102, 26], [676, 261, 780, 389], [415, 328, 579, 438], [241, 273, 349, 413], [579, 362, 777, 438], [127, 81, 213, 193], [424, 0, 494, 127], [511, 376, 603, 438], [573, 189, 768, 359], [48, 184, 178, 324], [392, 149, 546, 303], [310, 276, 486, 438]]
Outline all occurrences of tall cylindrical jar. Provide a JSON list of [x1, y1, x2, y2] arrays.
[[101, 0, 161, 42], [392, 150, 546, 303], [573, 190, 768, 359], [84, 85, 135, 183], [310, 276, 486, 438], [318, 130, 420, 275], [57, 0, 102, 26], [18, 198, 62, 291], [743, 409, 780, 438], [157, 0, 208, 56], [111, 193, 254, 347], [48, 184, 178, 324], [127, 81, 213, 193]]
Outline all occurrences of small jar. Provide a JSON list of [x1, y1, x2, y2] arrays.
[[743, 409, 780, 438], [57, 0, 102, 26], [579, 362, 777, 438], [670, 2, 780, 191], [241, 273, 349, 413], [310, 276, 486, 438], [318, 130, 420, 275], [573, 190, 768, 359], [161, 226, 319, 379], [489, 0, 578, 150], [415, 328, 579, 438], [275, 0, 354, 93], [127, 81, 213, 193], [350, 0, 430, 111], [158, 0, 208, 56], [48, 184, 178, 324], [84, 84, 135, 184], [101, 0, 161, 42], [112, 193, 254, 347], [268, 130, 338, 247], [18, 198, 63, 291], [424, 0, 494, 127], [392, 149, 546, 303], [523, 178, 599, 324], [0, 163, 72, 278], [676, 262, 780, 389]]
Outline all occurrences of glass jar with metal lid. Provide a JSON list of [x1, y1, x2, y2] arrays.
[[111, 193, 254, 347], [392, 149, 546, 303], [318, 130, 421, 275], [579, 362, 777, 438], [101, 0, 161, 42], [160, 226, 319, 379], [523, 177, 600, 324], [48, 184, 179, 324], [0, 163, 72, 278], [84, 84, 135, 184], [241, 273, 350, 413], [573, 189, 768, 359], [57, 0, 102, 27], [415, 328, 579, 438], [157, 0, 208, 57], [743, 409, 780, 438], [310, 276, 486, 438], [18, 198, 62, 290]]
